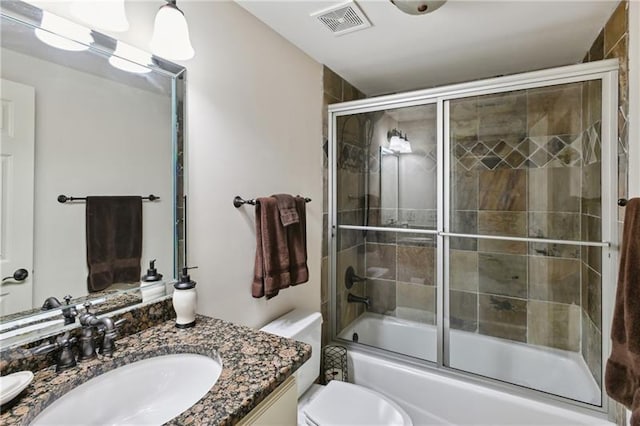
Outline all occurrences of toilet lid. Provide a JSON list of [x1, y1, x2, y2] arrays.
[[303, 381, 413, 426]]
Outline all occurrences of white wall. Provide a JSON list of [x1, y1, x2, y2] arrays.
[[184, 2, 322, 328], [28, 1, 323, 329], [1, 48, 173, 305]]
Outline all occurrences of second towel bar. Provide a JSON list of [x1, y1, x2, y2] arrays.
[[234, 195, 311, 208]]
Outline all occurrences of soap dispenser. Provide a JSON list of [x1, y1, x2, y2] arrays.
[[140, 259, 166, 303], [173, 266, 197, 328]]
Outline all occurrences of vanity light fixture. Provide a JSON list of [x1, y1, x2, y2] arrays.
[[387, 128, 412, 153], [109, 41, 153, 74], [35, 11, 94, 51], [70, 0, 129, 32], [150, 0, 195, 61]]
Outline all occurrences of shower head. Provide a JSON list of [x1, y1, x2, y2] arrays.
[[390, 0, 446, 15]]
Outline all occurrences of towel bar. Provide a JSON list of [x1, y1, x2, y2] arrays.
[[58, 194, 160, 203], [233, 195, 311, 208], [618, 198, 628, 206]]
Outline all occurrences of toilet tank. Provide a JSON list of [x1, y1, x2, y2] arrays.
[[260, 309, 322, 398]]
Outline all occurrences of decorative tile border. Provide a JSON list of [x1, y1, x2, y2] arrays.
[[453, 131, 593, 171]]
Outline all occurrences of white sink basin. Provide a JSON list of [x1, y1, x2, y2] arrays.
[[32, 353, 222, 425]]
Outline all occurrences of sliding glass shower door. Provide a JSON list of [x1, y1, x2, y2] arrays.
[[334, 103, 439, 363], [444, 81, 609, 406], [329, 61, 618, 411]]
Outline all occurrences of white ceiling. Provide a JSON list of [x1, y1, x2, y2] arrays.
[[236, 0, 618, 96]]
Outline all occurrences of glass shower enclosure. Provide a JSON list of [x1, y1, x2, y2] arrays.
[[328, 60, 618, 413]]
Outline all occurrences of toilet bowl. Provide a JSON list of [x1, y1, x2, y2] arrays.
[[261, 309, 413, 426]]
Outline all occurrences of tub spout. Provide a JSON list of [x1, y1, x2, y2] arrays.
[[347, 293, 370, 309]]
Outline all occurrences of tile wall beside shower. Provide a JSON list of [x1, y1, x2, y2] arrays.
[[581, 0, 630, 390], [321, 66, 366, 346]]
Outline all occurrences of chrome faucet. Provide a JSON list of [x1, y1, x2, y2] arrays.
[[78, 302, 124, 360], [347, 293, 370, 309]]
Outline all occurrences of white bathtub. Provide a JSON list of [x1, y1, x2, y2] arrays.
[[339, 313, 608, 424]]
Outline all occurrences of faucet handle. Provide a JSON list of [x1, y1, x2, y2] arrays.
[[63, 294, 73, 305], [96, 318, 125, 334], [32, 341, 59, 356], [56, 331, 77, 347], [32, 332, 78, 371]]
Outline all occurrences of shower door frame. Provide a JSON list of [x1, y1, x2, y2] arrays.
[[328, 59, 619, 419]]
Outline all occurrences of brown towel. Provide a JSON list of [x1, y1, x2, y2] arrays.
[[252, 196, 309, 299], [606, 198, 640, 425], [273, 193, 299, 226], [288, 196, 309, 285], [86, 196, 142, 292]]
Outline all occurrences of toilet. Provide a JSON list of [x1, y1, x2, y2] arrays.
[[261, 309, 413, 426]]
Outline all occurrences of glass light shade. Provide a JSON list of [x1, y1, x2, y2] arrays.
[[109, 41, 152, 74], [389, 135, 412, 153], [388, 135, 404, 152], [70, 0, 129, 32], [150, 3, 194, 61], [35, 12, 94, 51]]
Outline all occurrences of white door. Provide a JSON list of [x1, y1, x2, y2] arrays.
[[0, 79, 35, 316]]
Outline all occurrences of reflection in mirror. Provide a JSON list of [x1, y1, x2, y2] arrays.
[[0, 1, 185, 343], [373, 104, 438, 229], [380, 147, 399, 226]]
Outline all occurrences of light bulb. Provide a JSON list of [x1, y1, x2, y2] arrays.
[[109, 41, 152, 74], [71, 0, 129, 32], [150, 3, 194, 61], [35, 11, 94, 51]]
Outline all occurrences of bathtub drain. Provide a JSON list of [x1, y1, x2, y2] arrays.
[[352, 332, 359, 343]]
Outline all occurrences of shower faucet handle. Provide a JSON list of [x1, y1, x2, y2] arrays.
[[345, 266, 366, 289]]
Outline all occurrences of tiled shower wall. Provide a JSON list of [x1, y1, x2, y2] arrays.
[[321, 67, 366, 346], [365, 109, 439, 325], [358, 82, 601, 361], [447, 83, 592, 355], [582, 0, 629, 391]]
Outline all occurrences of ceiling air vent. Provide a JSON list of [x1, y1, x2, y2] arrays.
[[311, 1, 371, 36]]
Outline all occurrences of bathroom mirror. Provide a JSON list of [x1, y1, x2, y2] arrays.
[[0, 1, 185, 340]]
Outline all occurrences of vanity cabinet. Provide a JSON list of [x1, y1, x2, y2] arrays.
[[238, 376, 297, 425]]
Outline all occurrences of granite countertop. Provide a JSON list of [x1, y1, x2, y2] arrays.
[[0, 315, 311, 425]]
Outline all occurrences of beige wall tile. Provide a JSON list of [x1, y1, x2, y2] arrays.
[[365, 243, 397, 280], [397, 282, 435, 313], [529, 257, 580, 305], [450, 290, 478, 331], [478, 294, 527, 342], [478, 253, 527, 299], [397, 246, 435, 285], [528, 167, 582, 213], [478, 211, 527, 254], [528, 300, 581, 351], [479, 169, 526, 211], [450, 250, 478, 292], [527, 83, 582, 137], [323, 66, 343, 101], [604, 0, 628, 54], [367, 279, 396, 315]]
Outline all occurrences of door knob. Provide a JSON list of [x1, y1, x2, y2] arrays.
[[2, 268, 29, 283]]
